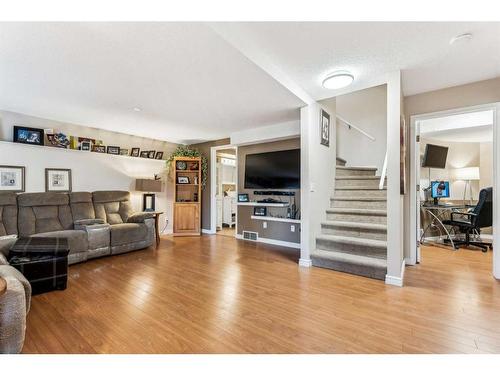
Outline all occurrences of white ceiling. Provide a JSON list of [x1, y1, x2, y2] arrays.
[[0, 23, 304, 144], [210, 22, 500, 99], [420, 110, 494, 143], [1, 22, 499, 143]]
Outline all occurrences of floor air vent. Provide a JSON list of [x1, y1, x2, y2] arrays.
[[242, 231, 258, 241]]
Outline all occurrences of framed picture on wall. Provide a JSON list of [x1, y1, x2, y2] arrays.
[[140, 151, 149, 158], [107, 146, 120, 155], [131, 148, 140, 157], [155, 151, 164, 160], [0, 165, 25, 192], [320, 109, 330, 147], [148, 150, 156, 159], [45, 168, 72, 192]]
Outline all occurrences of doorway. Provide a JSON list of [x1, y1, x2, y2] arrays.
[[409, 103, 500, 279], [210, 146, 238, 237]]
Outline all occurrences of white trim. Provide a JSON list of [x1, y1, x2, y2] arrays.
[[409, 103, 499, 279], [385, 259, 405, 287], [235, 233, 300, 249], [299, 258, 312, 267], [210, 144, 238, 237], [202, 229, 215, 235], [250, 215, 301, 224]]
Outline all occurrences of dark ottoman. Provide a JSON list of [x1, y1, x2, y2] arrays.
[[9, 237, 70, 295]]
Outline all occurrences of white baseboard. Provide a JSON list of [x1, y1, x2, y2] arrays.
[[299, 258, 312, 267], [202, 229, 216, 235], [385, 259, 405, 287], [234, 233, 300, 249]]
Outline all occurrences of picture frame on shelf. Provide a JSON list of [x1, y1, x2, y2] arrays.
[[0, 165, 25, 192], [46, 132, 70, 148], [148, 150, 155, 159], [120, 148, 129, 156], [80, 141, 91, 151], [320, 109, 330, 147], [253, 206, 267, 216], [107, 146, 120, 155], [13, 126, 44, 146], [140, 151, 149, 158], [177, 176, 190, 184], [92, 145, 106, 153], [237, 193, 249, 202], [131, 148, 140, 157], [155, 151, 164, 160], [45, 168, 72, 192]]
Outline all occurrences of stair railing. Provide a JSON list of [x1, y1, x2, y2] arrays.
[[379, 151, 388, 190], [336, 114, 375, 141]]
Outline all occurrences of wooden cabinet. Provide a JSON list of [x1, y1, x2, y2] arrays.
[[173, 157, 201, 236], [174, 203, 200, 234]]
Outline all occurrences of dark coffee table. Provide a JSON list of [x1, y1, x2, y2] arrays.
[[9, 237, 70, 295]]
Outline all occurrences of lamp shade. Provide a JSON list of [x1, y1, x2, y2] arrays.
[[453, 167, 480, 181], [135, 179, 162, 192]]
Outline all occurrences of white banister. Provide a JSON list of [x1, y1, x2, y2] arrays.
[[336, 114, 376, 141], [379, 151, 388, 190]]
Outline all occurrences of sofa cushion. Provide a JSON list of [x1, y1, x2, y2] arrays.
[[31, 230, 88, 254], [0, 192, 18, 237], [17, 193, 73, 236], [110, 223, 148, 246], [93, 191, 133, 224], [70, 192, 96, 221]]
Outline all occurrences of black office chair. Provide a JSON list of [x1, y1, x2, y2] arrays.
[[442, 187, 493, 252]]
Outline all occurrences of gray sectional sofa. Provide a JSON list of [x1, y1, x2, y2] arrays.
[[0, 190, 155, 353], [7, 190, 155, 265]]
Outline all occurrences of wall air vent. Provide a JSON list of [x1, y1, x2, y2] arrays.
[[242, 231, 258, 241]]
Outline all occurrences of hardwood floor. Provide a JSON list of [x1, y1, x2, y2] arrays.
[[22, 237, 500, 353]]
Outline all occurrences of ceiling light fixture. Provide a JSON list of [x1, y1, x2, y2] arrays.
[[133, 107, 142, 112], [449, 33, 473, 45], [322, 71, 354, 90]]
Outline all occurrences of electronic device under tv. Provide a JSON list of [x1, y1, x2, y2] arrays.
[[431, 180, 450, 204], [244, 149, 300, 189], [422, 144, 448, 169]]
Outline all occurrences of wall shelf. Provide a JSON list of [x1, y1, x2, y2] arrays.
[[237, 201, 290, 207], [251, 215, 300, 224]]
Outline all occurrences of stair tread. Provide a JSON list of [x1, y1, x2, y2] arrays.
[[331, 197, 387, 201], [312, 249, 387, 267], [335, 176, 384, 180], [326, 208, 387, 215], [317, 234, 387, 248], [336, 166, 377, 171], [335, 186, 387, 190], [321, 220, 387, 231]]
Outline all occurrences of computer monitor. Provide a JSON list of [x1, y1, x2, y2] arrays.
[[431, 181, 450, 203]]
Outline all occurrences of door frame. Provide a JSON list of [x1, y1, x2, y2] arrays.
[[409, 102, 500, 279], [209, 144, 238, 235]]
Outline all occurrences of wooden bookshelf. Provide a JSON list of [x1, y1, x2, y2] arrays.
[[173, 156, 201, 236]]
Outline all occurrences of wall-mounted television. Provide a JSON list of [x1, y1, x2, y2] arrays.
[[244, 149, 300, 189], [422, 144, 448, 169]]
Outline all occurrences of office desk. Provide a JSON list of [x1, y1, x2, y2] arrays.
[[420, 203, 475, 249]]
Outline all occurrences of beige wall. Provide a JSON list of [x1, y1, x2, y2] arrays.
[[480, 142, 494, 189], [405, 77, 500, 120], [325, 84, 387, 172], [237, 137, 301, 244], [191, 138, 231, 230]]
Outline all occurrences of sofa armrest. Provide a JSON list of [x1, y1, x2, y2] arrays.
[[79, 223, 111, 251], [0, 235, 17, 263], [74, 218, 105, 230], [0, 266, 31, 354], [127, 212, 155, 223], [0, 253, 8, 266]]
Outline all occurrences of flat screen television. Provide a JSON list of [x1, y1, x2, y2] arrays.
[[244, 149, 300, 189], [422, 144, 448, 169]]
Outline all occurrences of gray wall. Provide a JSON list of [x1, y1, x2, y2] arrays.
[[237, 137, 301, 244]]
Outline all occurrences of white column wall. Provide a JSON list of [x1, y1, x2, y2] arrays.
[[299, 101, 336, 266]]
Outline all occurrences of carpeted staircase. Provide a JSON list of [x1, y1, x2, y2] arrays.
[[310, 157, 387, 280]]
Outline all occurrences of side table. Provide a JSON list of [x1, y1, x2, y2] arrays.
[[144, 212, 164, 248]]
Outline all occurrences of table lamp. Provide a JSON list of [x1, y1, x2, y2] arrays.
[[135, 179, 162, 211], [453, 167, 480, 204]]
